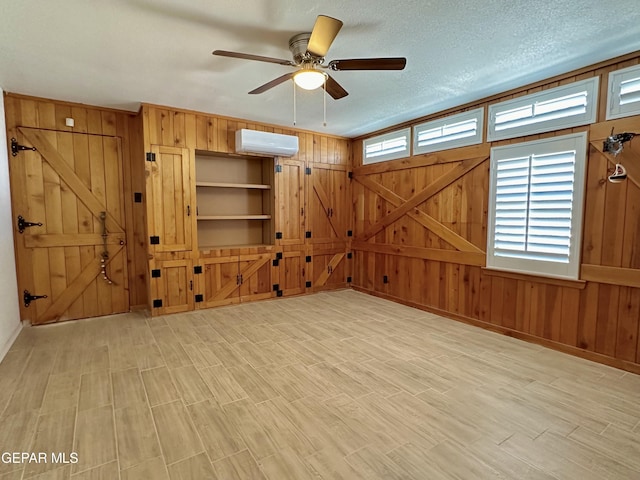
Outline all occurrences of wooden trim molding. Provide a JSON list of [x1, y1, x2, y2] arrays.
[[352, 241, 485, 266], [481, 268, 587, 289], [581, 264, 640, 288]]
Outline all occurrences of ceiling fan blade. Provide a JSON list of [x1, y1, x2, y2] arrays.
[[249, 72, 295, 94], [328, 57, 407, 71], [324, 74, 348, 100], [306, 15, 343, 58], [213, 50, 294, 66]]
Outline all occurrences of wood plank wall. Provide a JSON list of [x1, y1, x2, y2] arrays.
[[352, 52, 640, 374], [3, 94, 148, 312]]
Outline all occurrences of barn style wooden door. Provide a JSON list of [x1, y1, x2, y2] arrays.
[[12, 127, 129, 324]]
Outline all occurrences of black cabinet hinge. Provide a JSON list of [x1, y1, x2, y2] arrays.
[[305, 231, 312, 238], [272, 284, 280, 291], [305, 255, 312, 263], [11, 138, 36, 157], [152, 299, 163, 308], [134, 192, 143, 203], [150, 236, 160, 245], [194, 265, 202, 274], [146, 152, 156, 162], [151, 269, 161, 278], [276, 290, 283, 297], [347, 252, 353, 259], [275, 232, 283, 239], [275, 252, 283, 260], [383, 275, 389, 284], [347, 230, 353, 237], [348, 171, 353, 179], [195, 294, 203, 303], [347, 276, 352, 283], [305, 167, 311, 175], [305, 281, 312, 288], [272, 259, 279, 267], [275, 164, 282, 173]]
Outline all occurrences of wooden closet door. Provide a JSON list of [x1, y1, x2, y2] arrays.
[[308, 164, 348, 244], [13, 128, 129, 324], [275, 159, 305, 245], [147, 145, 193, 252]]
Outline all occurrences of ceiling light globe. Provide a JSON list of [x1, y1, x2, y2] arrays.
[[294, 70, 326, 90]]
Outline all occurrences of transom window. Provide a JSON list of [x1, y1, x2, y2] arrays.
[[607, 63, 640, 120], [413, 108, 484, 155], [362, 128, 410, 164]]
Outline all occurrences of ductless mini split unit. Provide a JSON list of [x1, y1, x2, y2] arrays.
[[235, 129, 299, 157]]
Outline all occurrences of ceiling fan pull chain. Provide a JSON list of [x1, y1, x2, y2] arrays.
[[293, 81, 297, 126], [323, 77, 327, 127]]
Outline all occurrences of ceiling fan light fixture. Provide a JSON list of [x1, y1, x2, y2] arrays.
[[293, 69, 327, 90]]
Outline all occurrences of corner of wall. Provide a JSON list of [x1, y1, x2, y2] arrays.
[[0, 87, 23, 362]]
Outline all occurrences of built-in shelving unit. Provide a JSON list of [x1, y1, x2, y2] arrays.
[[195, 151, 274, 249]]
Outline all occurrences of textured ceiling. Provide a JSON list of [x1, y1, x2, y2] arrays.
[[1, 0, 640, 137]]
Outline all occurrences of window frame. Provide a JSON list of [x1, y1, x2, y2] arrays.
[[606, 63, 640, 120], [413, 107, 484, 155], [486, 131, 588, 280], [487, 78, 599, 141], [362, 128, 411, 164]]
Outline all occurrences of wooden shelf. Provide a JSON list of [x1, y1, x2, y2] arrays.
[[197, 215, 271, 221], [196, 181, 271, 190]]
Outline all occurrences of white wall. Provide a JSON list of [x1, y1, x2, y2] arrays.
[[0, 89, 22, 360]]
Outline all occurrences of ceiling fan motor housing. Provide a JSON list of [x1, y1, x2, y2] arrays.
[[289, 33, 315, 64]]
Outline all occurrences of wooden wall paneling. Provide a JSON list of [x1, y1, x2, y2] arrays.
[[614, 286, 639, 362], [559, 288, 580, 347], [621, 174, 640, 269], [577, 282, 599, 351], [582, 145, 608, 264], [595, 285, 621, 356]]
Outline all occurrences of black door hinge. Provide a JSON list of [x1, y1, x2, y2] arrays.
[[152, 299, 163, 308], [383, 275, 389, 284], [23, 290, 47, 308], [272, 284, 280, 291], [276, 290, 283, 297], [194, 266, 203, 274], [305, 281, 312, 288], [305, 255, 312, 263], [150, 236, 160, 245], [151, 269, 161, 278], [11, 138, 36, 157], [134, 192, 143, 203], [347, 276, 352, 283], [17, 215, 42, 234], [305, 231, 312, 238], [348, 171, 353, 179], [195, 294, 204, 303], [275, 232, 283, 239], [347, 230, 353, 237], [146, 152, 156, 162], [275, 164, 282, 173], [305, 167, 311, 175], [347, 252, 353, 259]]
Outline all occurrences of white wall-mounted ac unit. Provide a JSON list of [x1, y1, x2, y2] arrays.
[[235, 129, 299, 157]]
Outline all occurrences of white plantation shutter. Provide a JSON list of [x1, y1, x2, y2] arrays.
[[363, 128, 410, 164], [607, 64, 640, 119], [488, 133, 587, 279], [414, 108, 484, 154], [488, 78, 598, 141]]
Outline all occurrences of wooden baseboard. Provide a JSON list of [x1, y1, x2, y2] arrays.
[[351, 285, 640, 375]]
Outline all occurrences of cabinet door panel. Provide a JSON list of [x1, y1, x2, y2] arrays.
[[275, 159, 305, 245], [273, 250, 306, 296], [151, 259, 193, 315], [148, 145, 192, 252], [310, 246, 348, 292], [308, 164, 348, 244], [198, 256, 241, 308], [238, 254, 272, 302]]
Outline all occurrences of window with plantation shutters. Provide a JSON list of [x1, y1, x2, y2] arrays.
[[487, 132, 588, 280], [413, 107, 484, 154], [607, 63, 640, 120], [363, 128, 410, 164], [487, 78, 598, 141]]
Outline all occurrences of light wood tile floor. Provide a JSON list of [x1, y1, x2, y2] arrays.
[[1, 289, 640, 479]]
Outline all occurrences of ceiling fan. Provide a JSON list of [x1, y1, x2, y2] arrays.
[[212, 15, 407, 100]]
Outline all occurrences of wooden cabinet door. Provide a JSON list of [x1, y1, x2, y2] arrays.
[[273, 250, 307, 296], [238, 253, 273, 302], [310, 246, 348, 292], [307, 164, 349, 244], [147, 145, 193, 252], [151, 259, 194, 315], [12, 128, 129, 324], [275, 159, 305, 245], [197, 255, 241, 308]]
